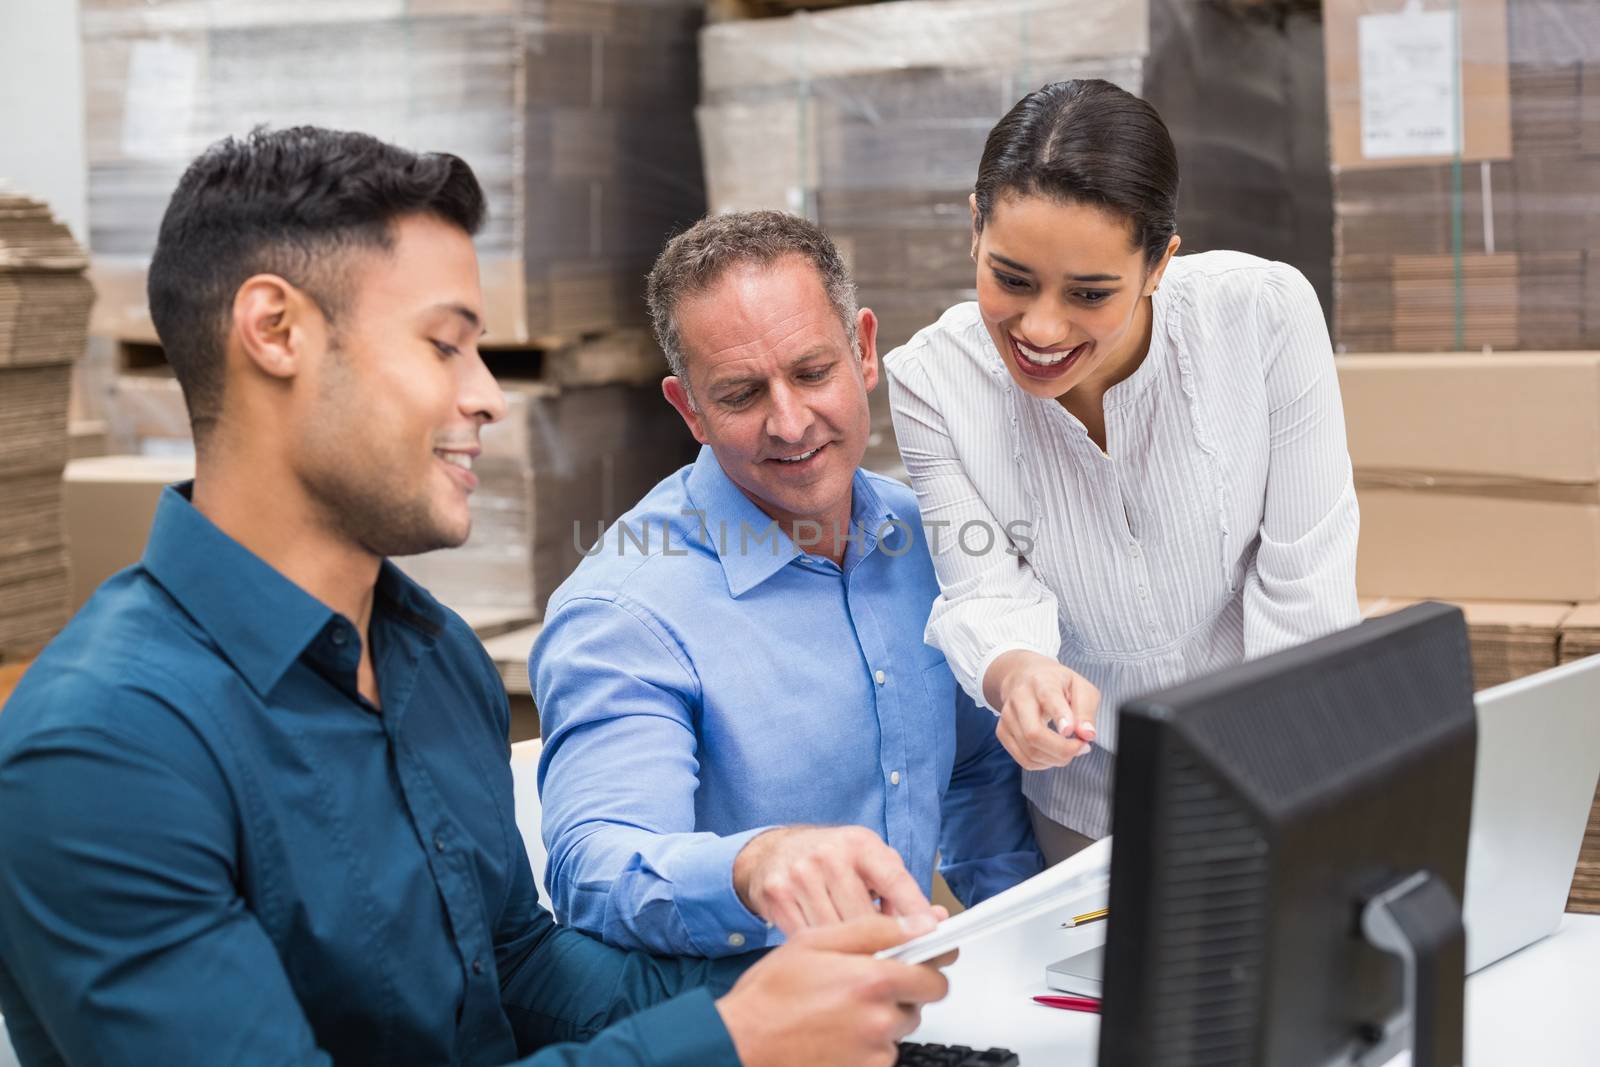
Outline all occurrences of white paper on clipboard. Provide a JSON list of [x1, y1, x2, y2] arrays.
[[876, 837, 1112, 966], [1357, 3, 1462, 160]]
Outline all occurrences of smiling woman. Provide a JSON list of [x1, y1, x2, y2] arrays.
[[884, 79, 1362, 862]]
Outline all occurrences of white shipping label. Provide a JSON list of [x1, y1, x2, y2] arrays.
[[1358, 7, 1462, 159]]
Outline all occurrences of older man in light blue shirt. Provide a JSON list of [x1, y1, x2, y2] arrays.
[[531, 211, 1042, 958]]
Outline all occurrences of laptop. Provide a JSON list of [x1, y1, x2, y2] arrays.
[[1045, 654, 1600, 993], [1462, 653, 1600, 972]]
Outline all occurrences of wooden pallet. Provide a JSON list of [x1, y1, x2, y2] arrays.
[[0, 658, 32, 713], [88, 254, 660, 357], [112, 328, 669, 389]]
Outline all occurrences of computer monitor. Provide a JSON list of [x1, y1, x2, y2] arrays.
[[1098, 601, 1477, 1067]]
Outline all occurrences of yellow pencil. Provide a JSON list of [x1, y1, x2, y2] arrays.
[[1061, 906, 1109, 928]]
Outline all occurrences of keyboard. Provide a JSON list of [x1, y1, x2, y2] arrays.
[[894, 1042, 1020, 1066]]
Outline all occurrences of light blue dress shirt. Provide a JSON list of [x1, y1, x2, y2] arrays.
[[532, 447, 1043, 958]]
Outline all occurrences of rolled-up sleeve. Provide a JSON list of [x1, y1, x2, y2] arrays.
[[532, 596, 776, 958], [1241, 266, 1362, 657], [936, 685, 1044, 903], [886, 351, 1062, 708]]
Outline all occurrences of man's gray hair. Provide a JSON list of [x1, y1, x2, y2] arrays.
[[646, 210, 860, 406]]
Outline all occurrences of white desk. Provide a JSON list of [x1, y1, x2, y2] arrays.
[[910, 912, 1600, 1065]]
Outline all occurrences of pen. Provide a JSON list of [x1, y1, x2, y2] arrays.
[[1044, 718, 1095, 750], [1033, 994, 1101, 1014]]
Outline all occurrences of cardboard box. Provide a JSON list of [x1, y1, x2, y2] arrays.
[[1338, 353, 1600, 482], [1323, 0, 1512, 172], [1357, 483, 1600, 602], [699, 0, 1148, 94], [1342, 353, 1600, 601], [1326, 0, 1600, 352], [104, 373, 195, 456], [63, 455, 195, 611]]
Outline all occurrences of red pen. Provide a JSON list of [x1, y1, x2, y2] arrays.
[[1033, 994, 1101, 1014]]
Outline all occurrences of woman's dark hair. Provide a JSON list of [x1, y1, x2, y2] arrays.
[[973, 79, 1179, 268], [147, 126, 486, 442]]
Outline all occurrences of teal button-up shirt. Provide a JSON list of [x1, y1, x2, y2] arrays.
[[0, 486, 748, 1066]]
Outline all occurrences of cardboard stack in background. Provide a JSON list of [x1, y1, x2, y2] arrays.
[[0, 195, 96, 659], [1363, 595, 1600, 915], [697, 0, 1151, 479], [79, 0, 707, 346], [393, 382, 697, 619], [1325, 0, 1600, 352], [1558, 602, 1600, 912], [1343, 354, 1600, 913], [1359, 597, 1574, 692], [77, 0, 706, 623], [699, 0, 1339, 478], [1340, 353, 1600, 605], [1142, 0, 1335, 319]]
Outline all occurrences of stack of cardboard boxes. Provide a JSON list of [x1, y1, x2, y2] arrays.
[[72, 0, 707, 628], [699, 0, 1342, 477], [1342, 354, 1600, 610], [1341, 353, 1600, 911], [1557, 601, 1600, 911], [1325, 0, 1600, 352], [1329, 0, 1600, 912], [80, 0, 707, 345], [0, 195, 95, 658], [696, 0, 1150, 477], [1142, 0, 1335, 316]]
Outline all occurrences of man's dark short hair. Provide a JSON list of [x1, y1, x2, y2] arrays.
[[146, 126, 486, 441]]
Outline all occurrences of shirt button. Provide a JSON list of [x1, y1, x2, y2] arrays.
[[472, 958, 484, 975], [727, 932, 746, 948], [890, 770, 901, 786], [330, 627, 348, 646], [874, 669, 887, 686], [1138, 586, 1150, 600], [433, 836, 445, 853], [1129, 543, 1141, 558]]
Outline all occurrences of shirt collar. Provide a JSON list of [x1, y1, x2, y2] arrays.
[[682, 446, 900, 598], [141, 484, 444, 698]]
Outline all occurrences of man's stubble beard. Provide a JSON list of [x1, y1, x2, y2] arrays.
[[298, 345, 470, 561]]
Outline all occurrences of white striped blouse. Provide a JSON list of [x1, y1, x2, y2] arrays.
[[884, 250, 1361, 836]]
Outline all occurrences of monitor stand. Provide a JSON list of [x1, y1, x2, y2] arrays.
[[1353, 870, 1467, 1067]]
